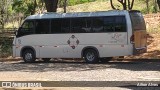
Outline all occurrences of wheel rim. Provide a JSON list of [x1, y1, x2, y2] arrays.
[[25, 52, 32, 61], [86, 52, 95, 61]]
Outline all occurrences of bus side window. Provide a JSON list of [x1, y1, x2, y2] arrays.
[[115, 16, 126, 32], [103, 17, 115, 32], [35, 19, 50, 34], [71, 18, 87, 33], [61, 18, 70, 33], [83, 18, 92, 33], [92, 17, 103, 33], [51, 19, 62, 33]]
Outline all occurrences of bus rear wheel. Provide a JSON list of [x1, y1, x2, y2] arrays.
[[100, 57, 113, 63], [22, 49, 36, 63], [84, 49, 99, 64]]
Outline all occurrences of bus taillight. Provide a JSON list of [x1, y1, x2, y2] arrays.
[[130, 34, 134, 44]]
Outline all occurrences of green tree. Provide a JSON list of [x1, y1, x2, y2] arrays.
[[12, 0, 42, 26], [146, 0, 149, 13], [141, 0, 149, 13], [141, 0, 159, 13], [158, 0, 160, 10], [0, 0, 12, 29], [36, 0, 46, 14], [12, 0, 37, 16], [63, 0, 68, 13]]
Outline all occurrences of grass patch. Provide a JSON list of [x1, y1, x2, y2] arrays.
[[147, 24, 160, 34]]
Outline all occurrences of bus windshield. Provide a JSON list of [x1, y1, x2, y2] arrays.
[[17, 20, 34, 37]]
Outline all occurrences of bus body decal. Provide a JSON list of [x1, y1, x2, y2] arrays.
[[67, 35, 80, 49]]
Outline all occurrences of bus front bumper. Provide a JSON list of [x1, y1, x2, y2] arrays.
[[12, 45, 21, 58]]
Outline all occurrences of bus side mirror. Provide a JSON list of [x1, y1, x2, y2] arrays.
[[14, 30, 18, 36], [15, 27, 22, 36]]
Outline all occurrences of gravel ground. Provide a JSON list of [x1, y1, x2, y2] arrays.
[[0, 60, 159, 90]]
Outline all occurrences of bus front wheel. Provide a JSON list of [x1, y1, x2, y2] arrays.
[[22, 49, 36, 63], [84, 49, 99, 64]]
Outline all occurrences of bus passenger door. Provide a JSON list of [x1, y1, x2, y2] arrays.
[[35, 19, 62, 58]]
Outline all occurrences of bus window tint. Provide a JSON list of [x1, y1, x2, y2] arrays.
[[18, 20, 34, 37], [129, 12, 146, 30], [51, 19, 62, 33], [92, 17, 103, 32], [35, 20, 50, 34], [61, 19, 70, 33], [82, 18, 92, 33], [115, 16, 126, 32], [71, 18, 86, 33], [103, 17, 115, 32]]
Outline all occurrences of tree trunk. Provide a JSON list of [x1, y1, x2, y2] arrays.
[[64, 0, 67, 13], [110, 0, 117, 9], [146, 0, 149, 13], [128, 0, 134, 10], [154, 0, 158, 13], [44, 0, 58, 12], [157, 0, 160, 10], [118, 0, 127, 10], [123, 0, 127, 10]]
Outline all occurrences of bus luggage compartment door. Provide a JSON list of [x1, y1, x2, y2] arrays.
[[133, 30, 147, 55]]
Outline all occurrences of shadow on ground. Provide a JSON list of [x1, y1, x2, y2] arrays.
[[0, 59, 159, 72], [147, 34, 154, 46], [143, 50, 160, 59]]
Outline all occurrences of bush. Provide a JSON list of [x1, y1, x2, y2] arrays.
[[147, 23, 160, 34], [150, 6, 158, 13], [0, 37, 12, 58], [141, 7, 149, 14]]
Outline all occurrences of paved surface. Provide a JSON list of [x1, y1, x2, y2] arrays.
[[0, 59, 159, 90]]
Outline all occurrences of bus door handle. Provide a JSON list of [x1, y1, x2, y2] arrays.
[[54, 46, 59, 47], [39, 46, 44, 47]]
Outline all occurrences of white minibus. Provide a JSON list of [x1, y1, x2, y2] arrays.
[[13, 10, 147, 63]]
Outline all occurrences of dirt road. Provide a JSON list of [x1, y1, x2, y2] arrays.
[[0, 60, 159, 81], [0, 60, 159, 90]]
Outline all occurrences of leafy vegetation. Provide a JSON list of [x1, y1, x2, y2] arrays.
[[0, 0, 159, 29], [0, 37, 12, 58], [141, 0, 159, 14], [0, 0, 12, 29]]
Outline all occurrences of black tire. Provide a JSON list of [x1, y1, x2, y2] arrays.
[[22, 49, 36, 63], [100, 57, 113, 63], [42, 58, 51, 62], [84, 49, 99, 64]]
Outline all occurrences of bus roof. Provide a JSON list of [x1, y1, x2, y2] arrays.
[[26, 10, 129, 20]]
